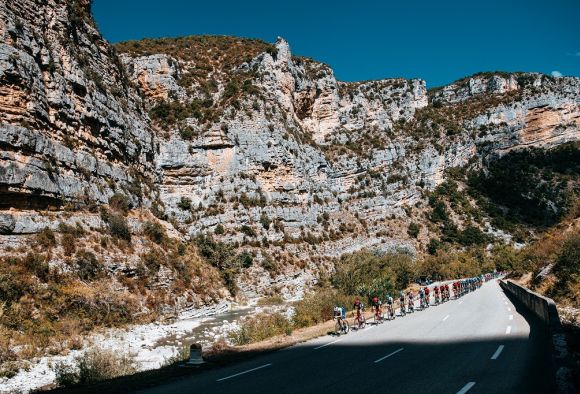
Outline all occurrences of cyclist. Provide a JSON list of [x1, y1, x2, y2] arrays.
[[399, 291, 406, 316], [353, 297, 365, 329], [333, 306, 349, 334], [418, 287, 425, 309], [434, 285, 440, 304], [385, 294, 395, 319], [371, 295, 382, 322], [424, 286, 430, 307], [407, 291, 414, 313]]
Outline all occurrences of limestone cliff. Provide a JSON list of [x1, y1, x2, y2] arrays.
[[1, 0, 579, 303]]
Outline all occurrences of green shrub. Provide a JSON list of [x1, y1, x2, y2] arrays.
[[101, 208, 131, 241], [332, 250, 410, 297], [23, 253, 49, 281], [293, 288, 350, 328], [214, 224, 225, 235], [407, 222, 420, 238], [141, 249, 165, 273], [468, 142, 580, 228], [35, 227, 56, 248], [259, 213, 271, 229], [142, 221, 167, 245], [75, 250, 103, 281], [552, 231, 580, 297], [108, 193, 131, 213], [61, 233, 76, 256], [458, 225, 489, 246], [177, 197, 192, 211], [240, 225, 256, 237], [229, 313, 292, 345], [427, 238, 442, 255]]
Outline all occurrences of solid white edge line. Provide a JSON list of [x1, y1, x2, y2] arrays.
[[374, 347, 404, 363], [506, 326, 512, 334], [509, 314, 513, 320], [314, 338, 342, 350], [216, 363, 272, 382], [443, 314, 450, 321], [491, 345, 505, 359], [457, 381, 476, 394]]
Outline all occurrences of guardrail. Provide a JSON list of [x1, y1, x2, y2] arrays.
[[499, 279, 574, 394]]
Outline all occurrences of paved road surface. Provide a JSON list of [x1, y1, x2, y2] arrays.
[[138, 280, 555, 394]]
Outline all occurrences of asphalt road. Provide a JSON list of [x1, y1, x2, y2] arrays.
[[138, 280, 555, 394]]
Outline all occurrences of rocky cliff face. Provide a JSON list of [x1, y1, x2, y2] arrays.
[[1, 0, 579, 301], [0, 0, 155, 212], [118, 38, 579, 262]]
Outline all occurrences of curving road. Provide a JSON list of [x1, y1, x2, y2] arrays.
[[137, 280, 555, 394]]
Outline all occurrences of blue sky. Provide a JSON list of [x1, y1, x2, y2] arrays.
[[93, 0, 580, 87]]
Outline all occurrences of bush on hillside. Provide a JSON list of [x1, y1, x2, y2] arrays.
[[293, 288, 351, 328], [229, 313, 292, 345]]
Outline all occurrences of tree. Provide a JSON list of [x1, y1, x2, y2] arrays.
[[407, 222, 420, 238]]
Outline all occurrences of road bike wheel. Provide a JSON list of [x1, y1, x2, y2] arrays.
[[343, 320, 350, 334], [335, 320, 342, 335]]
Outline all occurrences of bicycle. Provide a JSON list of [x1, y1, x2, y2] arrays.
[[353, 306, 366, 330], [399, 299, 406, 317], [333, 307, 350, 335], [386, 303, 395, 320], [373, 308, 384, 324], [407, 298, 415, 313]]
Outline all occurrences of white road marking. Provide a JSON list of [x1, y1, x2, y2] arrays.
[[506, 326, 512, 334], [459, 301, 463, 305], [314, 338, 342, 350], [374, 348, 404, 363], [457, 381, 476, 394], [217, 363, 272, 382], [443, 314, 450, 321], [507, 307, 511, 312], [509, 315, 513, 320], [491, 345, 505, 359], [504, 301, 508, 305]]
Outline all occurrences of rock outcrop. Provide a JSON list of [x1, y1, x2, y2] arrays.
[[1, 0, 579, 301]]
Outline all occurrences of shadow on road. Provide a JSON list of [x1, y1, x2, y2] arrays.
[[53, 292, 556, 394]]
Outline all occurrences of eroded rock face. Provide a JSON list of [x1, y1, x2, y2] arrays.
[[0, 1, 579, 300], [0, 0, 155, 208]]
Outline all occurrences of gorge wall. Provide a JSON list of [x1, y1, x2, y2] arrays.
[[1, 0, 579, 303]]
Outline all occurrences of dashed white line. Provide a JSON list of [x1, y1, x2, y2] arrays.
[[442, 314, 450, 321], [459, 301, 463, 305], [457, 381, 476, 394], [504, 301, 508, 305], [374, 348, 404, 363], [509, 314, 513, 320], [506, 326, 512, 334], [314, 338, 342, 350], [491, 345, 505, 359], [217, 363, 272, 382], [507, 307, 511, 312]]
